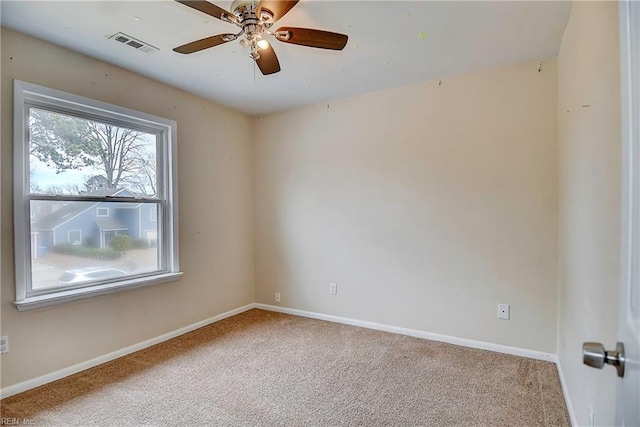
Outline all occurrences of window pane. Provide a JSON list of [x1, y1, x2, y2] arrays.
[[30, 200, 161, 291], [29, 108, 157, 197]]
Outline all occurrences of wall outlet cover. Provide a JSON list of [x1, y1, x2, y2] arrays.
[[498, 304, 510, 320], [329, 283, 338, 295]]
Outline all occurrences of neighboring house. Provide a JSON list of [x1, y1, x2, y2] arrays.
[[32, 188, 157, 258]]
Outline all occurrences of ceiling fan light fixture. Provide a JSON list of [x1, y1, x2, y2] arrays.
[[239, 38, 250, 48], [257, 39, 269, 50]]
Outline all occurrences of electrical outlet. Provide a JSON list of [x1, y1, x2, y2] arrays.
[[0, 336, 8, 354], [588, 405, 595, 427], [274, 292, 281, 303], [329, 283, 338, 295], [497, 304, 510, 320]]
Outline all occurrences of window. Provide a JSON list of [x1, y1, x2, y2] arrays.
[[13, 80, 181, 311], [68, 230, 82, 245], [150, 206, 157, 222]]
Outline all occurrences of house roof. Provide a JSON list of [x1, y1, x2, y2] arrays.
[[34, 203, 87, 230], [33, 188, 129, 230], [96, 218, 127, 231]]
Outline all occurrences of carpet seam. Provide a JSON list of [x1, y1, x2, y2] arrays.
[[536, 361, 550, 426]]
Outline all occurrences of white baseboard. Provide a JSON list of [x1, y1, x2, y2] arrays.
[[254, 303, 557, 362], [554, 357, 577, 426], [0, 303, 255, 399], [255, 304, 577, 425], [2, 302, 563, 406]]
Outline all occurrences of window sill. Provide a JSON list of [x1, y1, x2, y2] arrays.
[[13, 272, 183, 311]]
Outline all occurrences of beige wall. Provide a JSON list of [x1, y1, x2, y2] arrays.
[[0, 28, 255, 388], [557, 2, 621, 425], [3, 5, 624, 414], [254, 58, 559, 353]]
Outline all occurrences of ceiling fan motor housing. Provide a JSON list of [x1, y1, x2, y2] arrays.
[[227, 0, 275, 60], [230, 1, 273, 23]]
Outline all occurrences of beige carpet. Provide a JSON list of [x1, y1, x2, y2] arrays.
[[1, 309, 570, 426]]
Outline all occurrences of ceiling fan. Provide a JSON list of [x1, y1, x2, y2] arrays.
[[173, 0, 349, 75]]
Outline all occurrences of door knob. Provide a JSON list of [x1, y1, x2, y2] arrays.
[[582, 342, 625, 377]]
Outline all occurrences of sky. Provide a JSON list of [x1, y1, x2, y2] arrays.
[[31, 157, 95, 187]]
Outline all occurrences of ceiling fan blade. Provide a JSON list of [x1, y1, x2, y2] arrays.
[[256, 44, 281, 75], [257, 0, 299, 22], [173, 34, 236, 54], [275, 27, 348, 50], [175, 0, 237, 24]]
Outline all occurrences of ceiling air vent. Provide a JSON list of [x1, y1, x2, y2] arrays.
[[108, 32, 158, 54]]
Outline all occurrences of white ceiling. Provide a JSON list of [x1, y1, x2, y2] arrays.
[[1, 0, 571, 116]]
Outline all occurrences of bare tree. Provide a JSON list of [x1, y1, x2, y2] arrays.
[[29, 109, 155, 192], [122, 150, 157, 197], [83, 121, 149, 189]]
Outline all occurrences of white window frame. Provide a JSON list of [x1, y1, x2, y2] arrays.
[[13, 80, 181, 311], [68, 230, 82, 245], [96, 207, 109, 217]]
